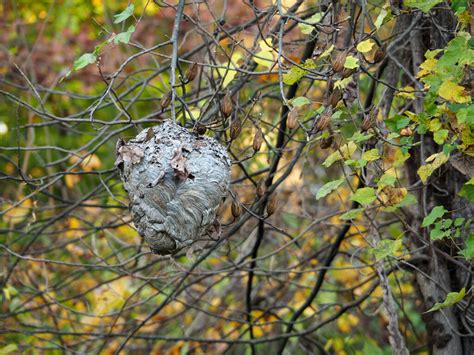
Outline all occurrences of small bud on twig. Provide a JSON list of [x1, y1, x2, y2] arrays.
[[185, 62, 198, 82], [231, 197, 242, 218], [266, 193, 277, 216], [253, 128, 263, 151], [342, 67, 356, 78], [194, 123, 207, 135], [256, 179, 266, 197], [373, 46, 385, 63], [230, 117, 241, 140], [315, 107, 332, 132], [221, 92, 233, 118], [332, 51, 347, 73], [160, 91, 172, 110], [329, 88, 342, 107], [287, 108, 299, 130], [319, 134, 333, 149], [362, 107, 378, 132]]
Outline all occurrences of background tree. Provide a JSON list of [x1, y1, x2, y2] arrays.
[[0, 0, 473, 354]]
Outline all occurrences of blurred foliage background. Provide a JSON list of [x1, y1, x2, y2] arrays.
[[1, 0, 473, 354]]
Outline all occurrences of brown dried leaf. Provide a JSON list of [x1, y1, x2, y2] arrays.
[[117, 145, 144, 165], [145, 127, 155, 141], [170, 146, 190, 181]]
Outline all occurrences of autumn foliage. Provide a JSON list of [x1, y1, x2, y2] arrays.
[[1, 1, 473, 354]]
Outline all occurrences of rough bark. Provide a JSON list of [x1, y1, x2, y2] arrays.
[[382, 4, 473, 354]]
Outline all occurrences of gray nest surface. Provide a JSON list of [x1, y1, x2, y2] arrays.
[[116, 121, 231, 255]]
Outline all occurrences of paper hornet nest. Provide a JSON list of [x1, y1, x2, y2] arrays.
[[115, 121, 231, 255]]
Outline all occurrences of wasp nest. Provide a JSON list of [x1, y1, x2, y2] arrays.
[[116, 121, 231, 255]]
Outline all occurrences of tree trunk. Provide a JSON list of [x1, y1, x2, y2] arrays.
[[399, 5, 473, 354]]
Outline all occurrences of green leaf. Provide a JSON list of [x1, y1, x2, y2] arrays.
[[345, 159, 367, 168], [454, 218, 465, 227], [430, 225, 450, 240], [422, 206, 447, 227], [340, 207, 365, 221], [350, 187, 376, 206], [316, 178, 345, 200], [113, 25, 135, 44], [362, 149, 380, 162], [385, 115, 410, 132], [73, 52, 97, 70], [427, 288, 466, 313], [334, 77, 353, 90], [429, 118, 442, 131], [459, 178, 474, 202], [290, 96, 310, 107], [434, 129, 449, 145], [113, 4, 135, 24], [405, 0, 443, 13], [320, 44, 334, 58], [456, 106, 474, 124], [282, 213, 301, 229], [374, 7, 389, 30], [361, 340, 384, 355], [459, 234, 474, 259], [298, 13, 321, 34], [451, 0, 469, 12], [0, 344, 18, 354], [378, 173, 396, 191], [395, 193, 417, 208], [349, 131, 374, 143], [283, 59, 316, 85], [322, 141, 357, 168], [372, 239, 403, 260], [343, 55, 359, 69]]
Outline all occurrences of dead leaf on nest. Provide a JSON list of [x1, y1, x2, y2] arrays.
[[145, 127, 155, 142], [170, 146, 191, 181], [116, 145, 144, 165]]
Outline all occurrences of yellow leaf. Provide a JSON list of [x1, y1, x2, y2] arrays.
[[3, 199, 32, 225], [343, 55, 359, 69], [69, 151, 102, 171], [334, 77, 352, 90], [418, 152, 449, 184], [396, 86, 415, 100], [81, 153, 102, 171], [337, 318, 351, 333], [356, 39, 374, 53], [95, 289, 123, 316], [320, 44, 334, 58], [341, 141, 358, 159], [254, 40, 274, 69], [66, 217, 82, 239], [417, 58, 437, 78], [65, 173, 80, 189], [438, 81, 470, 103], [216, 51, 243, 88]]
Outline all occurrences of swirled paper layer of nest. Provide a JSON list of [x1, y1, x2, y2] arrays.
[[116, 121, 231, 255]]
